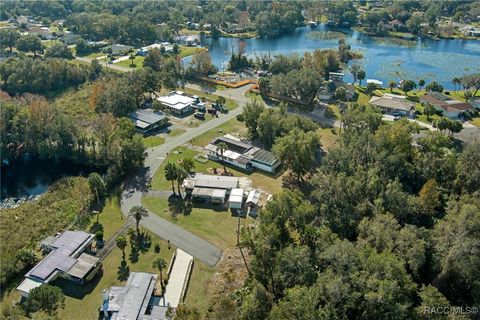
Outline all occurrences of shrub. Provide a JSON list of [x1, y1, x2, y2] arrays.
[[154, 243, 161, 253]]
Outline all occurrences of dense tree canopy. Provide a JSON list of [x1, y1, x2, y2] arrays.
[[0, 58, 88, 95], [229, 102, 480, 319]]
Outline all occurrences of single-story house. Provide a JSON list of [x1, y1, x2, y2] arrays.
[[388, 19, 407, 31], [128, 108, 168, 134], [17, 231, 100, 297], [191, 187, 227, 204], [331, 80, 357, 101], [367, 79, 383, 88], [60, 31, 82, 44], [369, 93, 416, 117], [28, 26, 55, 40], [329, 72, 344, 81], [100, 249, 193, 320], [420, 92, 474, 118], [183, 173, 239, 191], [100, 272, 160, 320], [228, 188, 245, 209], [176, 35, 199, 46], [137, 42, 173, 56], [103, 44, 134, 56], [461, 26, 480, 37], [183, 174, 239, 205], [205, 134, 281, 173], [157, 92, 195, 115]]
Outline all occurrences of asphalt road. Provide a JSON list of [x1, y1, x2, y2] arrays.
[[121, 86, 250, 267]]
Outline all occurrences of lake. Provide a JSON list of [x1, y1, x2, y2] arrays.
[[198, 25, 480, 89]]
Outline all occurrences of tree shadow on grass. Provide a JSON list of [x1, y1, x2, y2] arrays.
[[117, 260, 130, 281], [168, 196, 193, 217], [52, 268, 103, 299], [90, 222, 104, 234]]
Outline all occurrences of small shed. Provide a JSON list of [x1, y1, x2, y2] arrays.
[[228, 188, 244, 209]]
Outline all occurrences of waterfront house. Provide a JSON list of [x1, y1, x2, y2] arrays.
[[369, 93, 416, 117], [420, 92, 473, 118]]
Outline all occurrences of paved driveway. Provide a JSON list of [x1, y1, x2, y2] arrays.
[[121, 87, 249, 267]]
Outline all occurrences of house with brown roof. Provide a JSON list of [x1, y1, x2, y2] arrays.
[[420, 92, 473, 118]]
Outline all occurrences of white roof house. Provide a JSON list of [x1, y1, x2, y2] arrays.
[[183, 173, 239, 191], [228, 188, 244, 209], [157, 92, 195, 114]]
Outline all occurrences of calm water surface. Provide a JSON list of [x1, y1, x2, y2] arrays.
[[199, 26, 480, 89]]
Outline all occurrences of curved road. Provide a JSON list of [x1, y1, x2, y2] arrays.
[[121, 84, 251, 267]]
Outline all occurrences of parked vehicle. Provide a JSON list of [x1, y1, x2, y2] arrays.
[[207, 108, 217, 115], [194, 112, 205, 120]]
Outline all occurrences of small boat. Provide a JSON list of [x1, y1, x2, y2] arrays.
[[308, 21, 318, 28]]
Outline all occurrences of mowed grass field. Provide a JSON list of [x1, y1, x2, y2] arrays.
[[142, 197, 249, 250]]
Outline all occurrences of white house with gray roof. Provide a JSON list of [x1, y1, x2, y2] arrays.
[[205, 134, 281, 173]]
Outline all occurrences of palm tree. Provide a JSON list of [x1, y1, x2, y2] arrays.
[[424, 103, 436, 121], [452, 77, 461, 92], [180, 158, 195, 173], [152, 257, 168, 293], [176, 167, 188, 197], [164, 162, 178, 195], [388, 80, 396, 92], [116, 235, 127, 259], [128, 206, 149, 232], [418, 79, 425, 91], [216, 142, 228, 174], [356, 70, 365, 87], [349, 63, 360, 83], [129, 53, 136, 67]]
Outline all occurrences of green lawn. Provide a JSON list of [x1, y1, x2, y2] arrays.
[[317, 127, 340, 151], [151, 146, 283, 194], [143, 136, 165, 148], [469, 117, 480, 127], [116, 56, 145, 69], [142, 197, 248, 249], [414, 103, 442, 124], [179, 45, 206, 58], [57, 234, 175, 320], [184, 260, 216, 317], [191, 118, 247, 147], [41, 39, 62, 48], [168, 128, 186, 137], [87, 195, 125, 241]]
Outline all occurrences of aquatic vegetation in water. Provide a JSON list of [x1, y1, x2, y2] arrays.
[[371, 36, 420, 47], [308, 31, 347, 40]]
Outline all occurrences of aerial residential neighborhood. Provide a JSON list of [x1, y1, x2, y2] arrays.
[[1, 1, 480, 320]]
